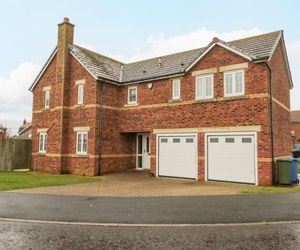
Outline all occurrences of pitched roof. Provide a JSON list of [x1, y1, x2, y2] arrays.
[[69, 30, 283, 84], [18, 122, 32, 134], [70, 45, 123, 82], [291, 110, 300, 123], [227, 31, 282, 60]]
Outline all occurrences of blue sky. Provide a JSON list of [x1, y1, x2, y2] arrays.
[[0, 0, 299, 134]]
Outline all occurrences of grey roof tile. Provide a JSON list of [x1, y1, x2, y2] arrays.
[[70, 45, 123, 82], [69, 30, 282, 84]]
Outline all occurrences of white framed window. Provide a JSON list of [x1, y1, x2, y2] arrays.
[[128, 86, 137, 104], [172, 79, 181, 100], [76, 131, 88, 155], [44, 90, 50, 109], [39, 133, 47, 153], [77, 84, 84, 104], [195, 74, 214, 100], [224, 70, 245, 97]]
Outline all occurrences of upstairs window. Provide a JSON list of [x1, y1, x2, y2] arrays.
[[128, 86, 137, 104], [44, 90, 50, 109], [77, 84, 84, 105], [76, 80, 85, 105], [196, 74, 214, 100], [39, 133, 47, 153], [172, 79, 181, 100], [76, 131, 88, 155], [224, 70, 245, 97]]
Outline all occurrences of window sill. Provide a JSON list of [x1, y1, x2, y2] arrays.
[[221, 95, 246, 101], [168, 99, 182, 103], [194, 98, 216, 103], [124, 103, 139, 107], [37, 152, 46, 155], [43, 108, 50, 111], [75, 154, 88, 158], [74, 104, 85, 108]]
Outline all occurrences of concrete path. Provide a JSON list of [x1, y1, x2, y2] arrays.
[[0, 192, 300, 224]]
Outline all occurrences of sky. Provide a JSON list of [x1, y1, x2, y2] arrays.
[[0, 0, 299, 135]]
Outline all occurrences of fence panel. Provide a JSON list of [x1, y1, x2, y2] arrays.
[[0, 139, 32, 171]]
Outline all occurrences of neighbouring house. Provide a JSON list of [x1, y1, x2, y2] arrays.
[[29, 18, 293, 186], [18, 119, 32, 139], [291, 110, 300, 147], [0, 124, 7, 140]]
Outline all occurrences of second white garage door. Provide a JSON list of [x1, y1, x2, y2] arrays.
[[207, 133, 256, 184], [158, 134, 197, 179]]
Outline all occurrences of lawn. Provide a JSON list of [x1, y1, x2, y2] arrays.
[[240, 186, 300, 194], [0, 171, 100, 191]]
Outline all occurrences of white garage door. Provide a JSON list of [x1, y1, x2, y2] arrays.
[[158, 134, 197, 179], [207, 133, 256, 184]]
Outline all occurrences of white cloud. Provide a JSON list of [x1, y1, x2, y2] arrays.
[[0, 62, 39, 135], [127, 27, 265, 62]]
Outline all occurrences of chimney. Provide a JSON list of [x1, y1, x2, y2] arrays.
[[56, 17, 75, 104], [57, 17, 74, 52], [212, 37, 219, 43], [23, 119, 26, 125], [56, 17, 75, 165]]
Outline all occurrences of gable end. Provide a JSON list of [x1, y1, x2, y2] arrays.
[[29, 48, 57, 92]]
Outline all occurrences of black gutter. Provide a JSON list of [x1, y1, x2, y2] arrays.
[[265, 62, 276, 185], [97, 80, 104, 176]]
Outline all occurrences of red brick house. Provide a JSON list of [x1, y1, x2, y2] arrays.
[[29, 18, 293, 185], [291, 110, 300, 147]]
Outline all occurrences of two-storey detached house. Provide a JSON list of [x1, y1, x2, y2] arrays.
[[30, 18, 293, 185]]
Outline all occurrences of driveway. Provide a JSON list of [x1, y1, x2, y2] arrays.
[[12, 170, 251, 196]]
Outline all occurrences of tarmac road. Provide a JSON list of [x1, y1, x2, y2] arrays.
[[0, 220, 300, 250], [0, 192, 300, 224], [1, 192, 300, 249]]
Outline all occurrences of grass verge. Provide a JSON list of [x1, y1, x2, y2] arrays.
[[240, 185, 300, 194], [0, 171, 100, 191]]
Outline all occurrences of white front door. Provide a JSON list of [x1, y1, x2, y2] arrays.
[[136, 134, 150, 169]]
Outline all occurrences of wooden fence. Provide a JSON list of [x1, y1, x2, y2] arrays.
[[0, 139, 32, 171]]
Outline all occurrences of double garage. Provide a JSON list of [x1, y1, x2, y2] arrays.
[[157, 132, 257, 184]]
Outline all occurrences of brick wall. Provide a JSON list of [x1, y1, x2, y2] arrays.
[[269, 38, 292, 157], [32, 50, 101, 175], [116, 45, 274, 185], [31, 37, 291, 186]]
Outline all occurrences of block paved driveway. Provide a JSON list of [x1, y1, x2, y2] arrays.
[[13, 170, 251, 197]]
